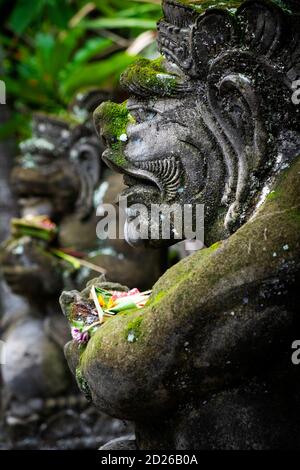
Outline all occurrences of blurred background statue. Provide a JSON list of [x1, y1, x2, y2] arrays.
[[0, 90, 166, 448], [0, 0, 167, 450]]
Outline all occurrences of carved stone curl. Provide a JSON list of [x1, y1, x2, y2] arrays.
[[61, 0, 300, 449]]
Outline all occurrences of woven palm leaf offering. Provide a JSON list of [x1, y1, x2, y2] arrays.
[[70, 285, 151, 345], [10, 215, 106, 275], [11, 215, 58, 242]]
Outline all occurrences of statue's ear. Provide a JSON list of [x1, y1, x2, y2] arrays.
[[70, 135, 102, 221], [201, 1, 297, 231], [207, 69, 268, 231]]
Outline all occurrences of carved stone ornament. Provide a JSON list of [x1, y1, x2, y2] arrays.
[[61, 1, 300, 449]]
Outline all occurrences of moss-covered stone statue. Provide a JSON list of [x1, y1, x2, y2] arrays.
[[61, 0, 300, 449], [0, 91, 164, 447]]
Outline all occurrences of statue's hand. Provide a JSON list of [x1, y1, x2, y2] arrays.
[[84, 277, 129, 296], [60, 275, 129, 322], [60, 275, 130, 402]]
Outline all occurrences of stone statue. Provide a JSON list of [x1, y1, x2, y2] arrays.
[[0, 91, 164, 447], [61, 0, 300, 449]]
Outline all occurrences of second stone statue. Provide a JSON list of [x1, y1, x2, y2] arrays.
[[0, 90, 166, 448]]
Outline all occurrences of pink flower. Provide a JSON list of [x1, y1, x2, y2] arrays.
[[111, 288, 140, 300], [71, 327, 89, 344]]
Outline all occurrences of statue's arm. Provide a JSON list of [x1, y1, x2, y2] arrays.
[[63, 160, 300, 421]]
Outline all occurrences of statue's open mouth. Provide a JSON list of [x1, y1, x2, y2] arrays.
[[102, 149, 162, 196], [102, 150, 181, 202]]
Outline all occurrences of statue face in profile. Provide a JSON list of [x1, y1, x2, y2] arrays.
[[98, 93, 216, 247], [12, 91, 110, 225], [12, 111, 102, 223], [1, 93, 106, 298], [94, 0, 300, 248]]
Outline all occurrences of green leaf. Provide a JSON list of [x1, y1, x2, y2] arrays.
[[72, 320, 85, 329], [8, 0, 45, 34], [106, 299, 137, 313], [73, 37, 113, 64], [60, 51, 135, 100], [0, 113, 30, 140], [51, 28, 85, 78], [46, 1, 73, 29], [117, 4, 161, 18], [80, 17, 157, 30], [35, 32, 56, 76], [95, 287, 112, 297]]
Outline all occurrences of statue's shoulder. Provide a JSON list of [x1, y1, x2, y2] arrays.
[[249, 154, 300, 230], [151, 155, 300, 312]]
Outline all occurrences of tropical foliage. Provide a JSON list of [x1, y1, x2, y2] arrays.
[[0, 0, 162, 138]]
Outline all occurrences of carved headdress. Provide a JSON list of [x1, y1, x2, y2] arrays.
[[122, 0, 300, 95]]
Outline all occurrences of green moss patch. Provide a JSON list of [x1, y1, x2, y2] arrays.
[[124, 316, 144, 343], [76, 366, 92, 401], [121, 57, 179, 97], [99, 101, 134, 142], [97, 100, 135, 167]]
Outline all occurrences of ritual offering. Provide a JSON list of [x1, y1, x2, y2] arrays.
[[10, 215, 106, 275], [71, 286, 151, 345], [11, 215, 58, 242]]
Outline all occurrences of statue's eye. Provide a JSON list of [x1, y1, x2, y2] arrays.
[[130, 108, 157, 123]]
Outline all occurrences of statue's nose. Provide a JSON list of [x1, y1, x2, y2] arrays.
[[93, 101, 130, 149], [93, 101, 110, 144]]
